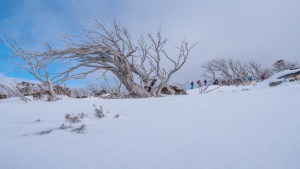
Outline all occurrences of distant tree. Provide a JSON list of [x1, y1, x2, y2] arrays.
[[2, 38, 60, 101], [70, 87, 90, 98], [0, 84, 13, 99], [260, 67, 273, 79], [247, 61, 264, 80], [227, 59, 248, 82], [201, 59, 268, 85], [0, 83, 31, 102], [201, 59, 248, 85], [86, 84, 103, 97], [201, 59, 230, 81]]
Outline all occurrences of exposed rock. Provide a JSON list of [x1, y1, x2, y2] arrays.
[[0, 94, 8, 99], [268, 68, 300, 87], [161, 85, 186, 95], [54, 85, 71, 96], [269, 81, 282, 87], [94, 90, 107, 97]]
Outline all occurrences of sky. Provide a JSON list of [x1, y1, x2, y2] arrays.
[[0, 0, 300, 86]]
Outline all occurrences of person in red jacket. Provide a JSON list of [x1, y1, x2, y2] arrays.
[[197, 80, 201, 88], [261, 74, 266, 80]]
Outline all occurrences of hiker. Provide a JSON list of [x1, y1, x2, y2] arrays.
[[197, 80, 201, 88], [191, 81, 194, 89], [247, 75, 253, 84], [204, 79, 207, 86], [261, 74, 266, 80], [213, 79, 219, 85]]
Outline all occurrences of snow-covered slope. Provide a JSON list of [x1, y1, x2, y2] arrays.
[[0, 83, 300, 169], [256, 68, 300, 88]]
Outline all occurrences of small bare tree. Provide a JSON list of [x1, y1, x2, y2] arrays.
[[140, 31, 196, 96], [227, 59, 248, 83], [0, 83, 31, 102], [0, 84, 13, 98], [261, 67, 273, 79], [201, 59, 266, 85], [70, 87, 90, 98], [2, 38, 59, 101], [247, 61, 262, 80], [201, 59, 234, 84], [86, 83, 103, 96]]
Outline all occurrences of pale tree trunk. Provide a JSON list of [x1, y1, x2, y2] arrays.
[[46, 80, 57, 101], [114, 70, 150, 97]]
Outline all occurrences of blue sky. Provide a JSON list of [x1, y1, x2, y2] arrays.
[[1, 0, 300, 86]]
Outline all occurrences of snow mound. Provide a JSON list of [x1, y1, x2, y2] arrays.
[[256, 68, 300, 88]]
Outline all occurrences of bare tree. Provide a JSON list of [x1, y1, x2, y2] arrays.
[[2, 38, 59, 101], [201, 59, 234, 85], [0, 83, 31, 102], [32, 19, 196, 97], [202, 59, 223, 80], [86, 83, 103, 96], [228, 59, 248, 83], [141, 31, 196, 96], [201, 59, 265, 85], [261, 67, 273, 79], [0, 84, 13, 97], [100, 75, 124, 98], [70, 87, 90, 98], [0, 84, 13, 99], [201, 58, 300, 85], [247, 61, 262, 80]]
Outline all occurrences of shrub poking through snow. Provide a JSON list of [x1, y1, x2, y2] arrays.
[[63, 113, 88, 134], [33, 92, 44, 100], [93, 104, 105, 118], [72, 124, 86, 133], [65, 113, 81, 123], [39, 129, 52, 135], [65, 113, 88, 123], [59, 123, 72, 130], [35, 119, 41, 122], [78, 112, 88, 119]]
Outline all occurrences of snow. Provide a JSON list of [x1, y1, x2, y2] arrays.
[[1, 81, 300, 169], [256, 68, 300, 88]]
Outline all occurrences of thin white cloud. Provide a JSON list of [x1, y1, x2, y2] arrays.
[[0, 73, 37, 86]]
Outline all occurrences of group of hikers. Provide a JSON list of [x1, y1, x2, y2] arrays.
[[191, 79, 219, 89], [190, 74, 267, 89]]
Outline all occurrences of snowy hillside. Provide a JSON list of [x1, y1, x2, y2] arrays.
[[1, 82, 300, 169]]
